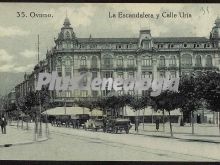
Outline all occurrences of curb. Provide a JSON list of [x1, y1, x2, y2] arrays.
[[0, 137, 49, 148], [130, 131, 220, 143]]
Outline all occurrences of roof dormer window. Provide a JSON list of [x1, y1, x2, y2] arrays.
[[184, 43, 187, 48]]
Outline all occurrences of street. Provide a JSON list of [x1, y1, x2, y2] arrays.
[[0, 124, 220, 161]]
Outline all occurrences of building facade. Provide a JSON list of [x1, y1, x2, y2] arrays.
[[8, 16, 220, 123], [14, 17, 220, 106]]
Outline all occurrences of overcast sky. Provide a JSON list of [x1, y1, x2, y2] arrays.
[[0, 3, 220, 73]]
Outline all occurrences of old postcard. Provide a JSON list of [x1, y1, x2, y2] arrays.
[[0, 3, 220, 162]]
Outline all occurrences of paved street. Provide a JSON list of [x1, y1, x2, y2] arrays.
[[0, 123, 220, 161]]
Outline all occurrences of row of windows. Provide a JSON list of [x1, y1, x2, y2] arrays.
[[57, 54, 213, 69], [157, 43, 211, 49]]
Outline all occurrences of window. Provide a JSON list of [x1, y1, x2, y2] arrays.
[[117, 72, 123, 78], [159, 71, 165, 78], [117, 56, 123, 66], [158, 44, 163, 48], [57, 67, 62, 76], [159, 56, 166, 67], [103, 71, 113, 78], [92, 91, 98, 97], [127, 56, 135, 66], [184, 44, 187, 48], [181, 54, 192, 66], [195, 55, 202, 66], [80, 56, 87, 66], [92, 72, 97, 79], [142, 56, 152, 66], [80, 90, 88, 97], [91, 56, 98, 67], [206, 55, 212, 66], [170, 71, 176, 78], [80, 72, 87, 85], [141, 71, 147, 78], [128, 72, 134, 78], [103, 55, 113, 67], [141, 71, 152, 78], [170, 56, 176, 66]]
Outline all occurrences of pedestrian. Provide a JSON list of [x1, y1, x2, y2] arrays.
[[76, 119, 80, 129], [156, 118, 160, 131], [1, 115, 7, 134], [135, 117, 139, 132]]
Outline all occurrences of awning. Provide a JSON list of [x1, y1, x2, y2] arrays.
[[42, 106, 103, 116], [123, 106, 181, 116]]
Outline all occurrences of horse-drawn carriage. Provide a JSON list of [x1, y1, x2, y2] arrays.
[[52, 115, 71, 127], [84, 118, 104, 131], [51, 114, 90, 128], [105, 118, 132, 134]]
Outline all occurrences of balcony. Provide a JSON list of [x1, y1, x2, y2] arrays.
[[141, 65, 152, 70], [126, 65, 137, 71], [157, 65, 167, 70], [101, 64, 114, 70], [181, 64, 193, 69], [193, 65, 203, 71], [90, 65, 99, 71], [168, 64, 178, 70], [79, 65, 88, 72], [116, 65, 125, 71], [204, 66, 219, 71]]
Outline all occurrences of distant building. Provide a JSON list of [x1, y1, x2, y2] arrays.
[[13, 16, 220, 123]]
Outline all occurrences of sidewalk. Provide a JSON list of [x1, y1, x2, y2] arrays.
[[0, 123, 48, 147], [130, 123, 220, 143]]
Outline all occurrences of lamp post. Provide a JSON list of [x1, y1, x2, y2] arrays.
[[63, 98, 66, 114]]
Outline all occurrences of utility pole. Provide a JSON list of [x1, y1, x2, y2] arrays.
[[38, 34, 42, 138]]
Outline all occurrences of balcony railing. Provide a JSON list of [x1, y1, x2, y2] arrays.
[[157, 66, 167, 70], [126, 65, 137, 71], [90, 65, 99, 71], [181, 64, 193, 69], [79, 65, 88, 71], [116, 65, 125, 71], [193, 65, 203, 70]]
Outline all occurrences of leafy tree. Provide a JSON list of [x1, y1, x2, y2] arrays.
[[75, 98, 98, 116], [150, 90, 182, 137], [179, 74, 203, 134], [197, 71, 220, 134]]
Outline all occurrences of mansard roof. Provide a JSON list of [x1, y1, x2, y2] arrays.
[[77, 38, 138, 43], [153, 37, 210, 43], [77, 37, 209, 43]]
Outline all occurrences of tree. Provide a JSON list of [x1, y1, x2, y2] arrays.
[[197, 71, 220, 134], [150, 90, 182, 137], [179, 74, 203, 134], [127, 95, 146, 132], [75, 98, 98, 116]]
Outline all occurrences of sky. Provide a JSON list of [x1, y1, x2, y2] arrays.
[[0, 3, 220, 73]]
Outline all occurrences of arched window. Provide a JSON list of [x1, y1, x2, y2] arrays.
[[195, 55, 202, 66], [127, 56, 134, 66], [181, 54, 192, 66], [170, 56, 176, 66], [103, 55, 113, 67], [206, 55, 212, 66], [117, 56, 123, 66], [159, 56, 165, 66], [80, 56, 87, 66], [142, 56, 151, 66], [91, 56, 98, 67], [64, 57, 72, 77], [56, 57, 62, 76]]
